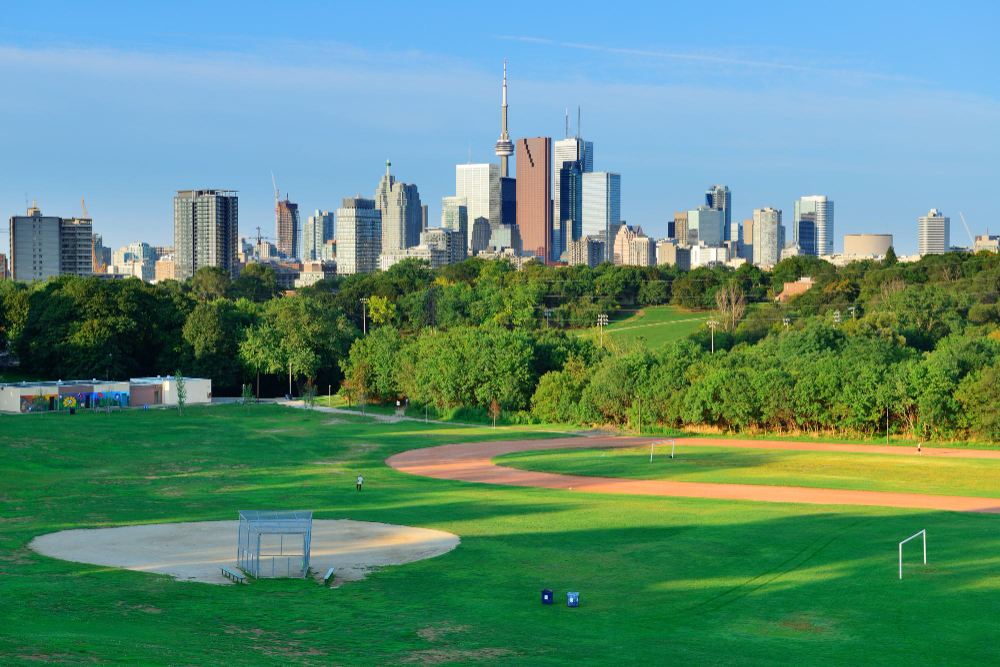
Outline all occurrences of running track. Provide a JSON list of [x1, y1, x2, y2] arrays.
[[386, 436, 1000, 514]]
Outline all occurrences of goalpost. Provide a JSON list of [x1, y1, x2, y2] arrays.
[[649, 439, 676, 462], [899, 530, 926, 579]]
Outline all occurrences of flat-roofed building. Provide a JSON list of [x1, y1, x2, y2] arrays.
[[173, 189, 239, 280], [335, 196, 381, 275], [844, 233, 893, 257], [516, 137, 552, 260], [918, 209, 950, 255]]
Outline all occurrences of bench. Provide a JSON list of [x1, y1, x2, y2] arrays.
[[220, 566, 246, 583], [323, 567, 335, 585]]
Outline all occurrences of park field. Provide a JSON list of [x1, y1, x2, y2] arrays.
[[590, 305, 707, 348], [2, 405, 999, 665], [495, 444, 1000, 498]]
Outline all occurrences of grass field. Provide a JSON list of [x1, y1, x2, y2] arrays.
[[2, 405, 1000, 665], [495, 444, 1000, 498], [601, 306, 706, 348]]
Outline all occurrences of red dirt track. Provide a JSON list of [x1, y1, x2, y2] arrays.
[[386, 436, 1000, 513]]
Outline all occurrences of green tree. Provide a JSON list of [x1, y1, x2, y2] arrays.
[[175, 370, 187, 415], [231, 264, 279, 302], [884, 246, 898, 266]]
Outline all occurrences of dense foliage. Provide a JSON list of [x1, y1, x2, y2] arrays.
[[2, 250, 1000, 440]]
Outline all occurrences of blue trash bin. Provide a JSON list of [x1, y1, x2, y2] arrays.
[[567, 591, 579, 607], [542, 589, 553, 605]]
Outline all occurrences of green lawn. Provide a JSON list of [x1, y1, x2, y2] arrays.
[[2, 406, 999, 665], [602, 306, 706, 348], [496, 444, 1000, 498]]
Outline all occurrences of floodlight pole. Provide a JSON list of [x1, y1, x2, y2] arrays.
[[708, 319, 719, 353], [288, 360, 292, 397], [360, 297, 368, 335]]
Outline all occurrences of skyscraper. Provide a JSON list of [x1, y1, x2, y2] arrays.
[[794, 195, 834, 255], [673, 212, 688, 244], [173, 189, 239, 280], [456, 163, 501, 246], [276, 196, 300, 259], [740, 218, 754, 261], [494, 60, 514, 179], [797, 213, 817, 258], [470, 217, 492, 256], [441, 196, 469, 260], [375, 160, 422, 253], [303, 210, 335, 261], [515, 137, 552, 260], [500, 177, 516, 227], [9, 202, 93, 281], [335, 196, 381, 275], [555, 159, 583, 259], [752, 207, 785, 267], [705, 185, 733, 242], [918, 209, 950, 255], [582, 171, 621, 260], [687, 206, 724, 246]]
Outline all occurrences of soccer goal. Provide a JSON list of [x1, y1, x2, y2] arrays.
[[649, 439, 676, 462], [899, 529, 926, 580]]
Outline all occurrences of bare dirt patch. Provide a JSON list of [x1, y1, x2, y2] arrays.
[[402, 648, 516, 664], [417, 625, 469, 642], [29, 519, 459, 585]]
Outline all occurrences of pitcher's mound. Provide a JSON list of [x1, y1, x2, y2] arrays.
[[30, 519, 459, 585]]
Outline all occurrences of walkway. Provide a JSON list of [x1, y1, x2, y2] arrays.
[[386, 436, 1000, 513]]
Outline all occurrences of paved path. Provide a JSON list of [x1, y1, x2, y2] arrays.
[[387, 436, 1000, 513]]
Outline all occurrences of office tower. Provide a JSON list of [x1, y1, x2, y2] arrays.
[[741, 218, 754, 261], [421, 205, 428, 233], [500, 177, 516, 228], [515, 137, 552, 260], [612, 224, 652, 266], [555, 159, 583, 259], [456, 164, 501, 240], [687, 206, 724, 246], [796, 213, 817, 257], [494, 60, 514, 178], [673, 212, 688, 243], [705, 185, 732, 241], [470, 217, 492, 255], [489, 225, 521, 254], [441, 197, 469, 260], [582, 171, 621, 261], [335, 196, 382, 275], [567, 237, 605, 268], [657, 240, 691, 270], [303, 210, 335, 261], [794, 195, 834, 255], [375, 160, 422, 253], [276, 196, 300, 259], [10, 202, 96, 282], [173, 190, 239, 280], [752, 207, 785, 267], [918, 209, 950, 255]]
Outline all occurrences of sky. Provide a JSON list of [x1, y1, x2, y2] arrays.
[[1, 1, 998, 255]]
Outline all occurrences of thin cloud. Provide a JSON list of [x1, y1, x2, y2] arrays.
[[496, 35, 928, 84]]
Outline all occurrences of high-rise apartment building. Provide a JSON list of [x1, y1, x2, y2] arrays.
[[0, 252, 8, 280], [918, 209, 950, 255], [687, 206, 724, 246], [335, 197, 382, 275], [752, 207, 785, 267], [456, 164, 501, 242], [441, 197, 469, 261], [740, 218, 754, 261], [303, 210, 335, 261], [705, 185, 733, 241], [794, 195, 834, 255], [515, 137, 552, 260], [173, 190, 239, 280], [375, 161, 422, 253], [582, 171, 620, 261], [567, 236, 605, 268], [612, 224, 653, 266], [9, 202, 94, 282], [276, 197, 300, 259], [673, 212, 688, 244], [421, 228, 466, 265]]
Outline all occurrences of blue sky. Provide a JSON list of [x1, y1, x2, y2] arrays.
[[1, 1, 998, 254]]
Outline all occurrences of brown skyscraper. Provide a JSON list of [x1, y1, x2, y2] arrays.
[[515, 137, 551, 260], [276, 198, 300, 259]]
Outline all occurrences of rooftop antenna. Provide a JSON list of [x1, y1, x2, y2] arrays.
[[577, 106, 581, 139], [565, 108, 569, 139], [468, 142, 472, 164]]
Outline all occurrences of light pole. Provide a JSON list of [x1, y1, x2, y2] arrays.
[[544, 307, 553, 328], [288, 360, 292, 397], [707, 319, 719, 354], [833, 310, 841, 327], [849, 306, 856, 321], [597, 313, 609, 347], [360, 297, 368, 335], [782, 317, 790, 329]]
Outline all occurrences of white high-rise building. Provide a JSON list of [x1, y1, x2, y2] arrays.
[[752, 207, 785, 267], [582, 172, 620, 260], [794, 195, 834, 256], [687, 206, 724, 247], [336, 197, 382, 275], [303, 210, 335, 261], [455, 163, 500, 247], [918, 209, 950, 256]]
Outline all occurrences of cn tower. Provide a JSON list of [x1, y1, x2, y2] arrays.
[[494, 59, 514, 178]]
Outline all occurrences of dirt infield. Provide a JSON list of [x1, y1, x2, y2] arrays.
[[387, 436, 1000, 513], [30, 519, 459, 585]]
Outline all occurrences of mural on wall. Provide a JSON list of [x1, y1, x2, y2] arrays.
[[19, 391, 131, 413]]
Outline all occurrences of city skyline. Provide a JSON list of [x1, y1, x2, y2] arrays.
[[2, 2, 999, 254]]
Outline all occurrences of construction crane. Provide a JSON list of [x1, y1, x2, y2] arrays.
[[83, 198, 107, 274], [959, 212, 975, 246], [270, 171, 280, 214]]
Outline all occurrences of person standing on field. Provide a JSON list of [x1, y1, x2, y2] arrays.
[[357, 475, 363, 491]]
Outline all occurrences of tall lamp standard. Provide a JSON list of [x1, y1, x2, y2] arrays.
[[360, 297, 369, 335], [597, 313, 609, 347], [707, 319, 719, 354]]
